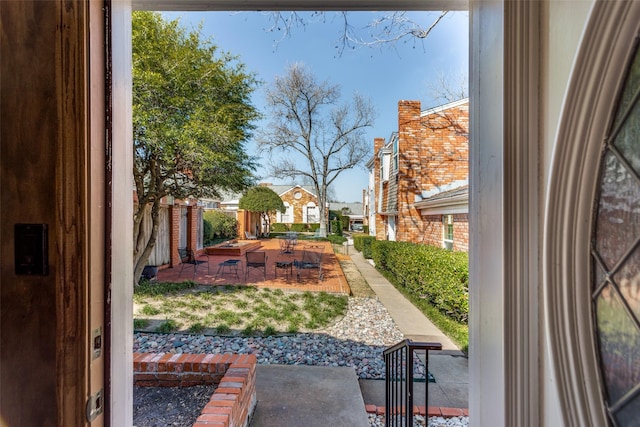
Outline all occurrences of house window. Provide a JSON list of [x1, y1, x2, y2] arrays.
[[392, 135, 399, 172], [306, 203, 318, 223], [591, 42, 640, 426], [443, 214, 454, 250]]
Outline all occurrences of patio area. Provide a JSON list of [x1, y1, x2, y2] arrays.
[[155, 238, 351, 294]]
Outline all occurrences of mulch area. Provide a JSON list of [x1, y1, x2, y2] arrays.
[[155, 239, 351, 294], [133, 384, 216, 427]]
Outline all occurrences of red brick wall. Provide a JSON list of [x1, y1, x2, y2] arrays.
[[187, 205, 199, 254], [453, 213, 469, 252], [133, 352, 257, 427], [395, 100, 469, 243], [269, 187, 320, 225], [169, 205, 181, 267], [422, 215, 443, 247], [420, 213, 469, 252]]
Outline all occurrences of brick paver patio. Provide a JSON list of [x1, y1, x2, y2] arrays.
[[155, 238, 351, 294]]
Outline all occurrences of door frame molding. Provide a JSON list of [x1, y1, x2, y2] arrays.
[[544, 2, 640, 426]]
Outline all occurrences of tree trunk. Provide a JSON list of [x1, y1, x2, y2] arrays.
[[132, 199, 161, 286], [317, 204, 327, 237]]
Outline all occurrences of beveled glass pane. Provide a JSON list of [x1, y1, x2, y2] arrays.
[[613, 100, 640, 175], [595, 285, 640, 405], [612, 390, 640, 427], [595, 152, 640, 270], [612, 47, 640, 132], [613, 243, 640, 321], [594, 257, 608, 291]]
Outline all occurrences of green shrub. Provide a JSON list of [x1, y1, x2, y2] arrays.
[[362, 225, 369, 234], [290, 223, 307, 232], [340, 216, 349, 231], [331, 219, 342, 236], [327, 235, 347, 245], [354, 235, 376, 259], [204, 210, 237, 240], [372, 240, 469, 323], [308, 223, 320, 231], [203, 218, 214, 244], [271, 223, 289, 232]]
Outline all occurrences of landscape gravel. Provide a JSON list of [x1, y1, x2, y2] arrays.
[[134, 297, 411, 379], [134, 296, 469, 427], [368, 414, 469, 427]]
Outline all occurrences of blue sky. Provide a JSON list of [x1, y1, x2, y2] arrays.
[[163, 11, 468, 203]]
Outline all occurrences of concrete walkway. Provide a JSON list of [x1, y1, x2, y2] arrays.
[[349, 251, 468, 410], [249, 249, 468, 426]]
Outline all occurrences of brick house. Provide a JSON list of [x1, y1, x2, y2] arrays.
[[234, 183, 322, 237], [367, 98, 469, 250]]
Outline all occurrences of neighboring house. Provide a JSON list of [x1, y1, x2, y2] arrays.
[[367, 99, 469, 249], [415, 184, 468, 252], [269, 184, 320, 225], [228, 183, 322, 237], [330, 201, 364, 230]]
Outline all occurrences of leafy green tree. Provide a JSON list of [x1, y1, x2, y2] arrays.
[[132, 11, 259, 285], [238, 186, 285, 235]]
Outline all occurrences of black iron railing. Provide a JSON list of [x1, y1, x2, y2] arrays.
[[383, 339, 442, 427]]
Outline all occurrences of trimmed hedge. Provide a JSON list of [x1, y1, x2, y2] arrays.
[[290, 223, 307, 232], [271, 223, 289, 232], [371, 240, 469, 324], [353, 235, 376, 259]]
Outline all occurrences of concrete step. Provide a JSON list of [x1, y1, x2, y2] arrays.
[[250, 365, 370, 427]]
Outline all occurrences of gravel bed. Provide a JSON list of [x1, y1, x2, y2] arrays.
[[368, 414, 469, 427], [133, 384, 215, 427], [133, 297, 469, 427], [134, 297, 412, 379]]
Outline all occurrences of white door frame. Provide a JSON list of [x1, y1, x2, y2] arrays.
[[109, 1, 550, 426]]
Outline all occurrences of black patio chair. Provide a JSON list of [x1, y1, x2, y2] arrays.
[[245, 250, 267, 281], [179, 249, 209, 277], [294, 249, 324, 282]]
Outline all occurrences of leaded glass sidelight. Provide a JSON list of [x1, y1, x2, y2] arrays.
[[592, 42, 640, 426]]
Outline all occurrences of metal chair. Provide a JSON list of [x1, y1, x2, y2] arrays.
[[245, 250, 267, 281], [244, 231, 258, 240], [294, 249, 323, 281], [179, 249, 209, 277]]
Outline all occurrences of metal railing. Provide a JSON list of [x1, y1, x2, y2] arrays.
[[383, 339, 442, 427]]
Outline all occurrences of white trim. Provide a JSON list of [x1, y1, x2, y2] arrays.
[[114, 1, 471, 424], [469, 2, 506, 425], [278, 184, 316, 199], [133, 0, 469, 11], [420, 97, 469, 117], [110, 2, 134, 425], [420, 204, 468, 216], [544, 3, 640, 426]]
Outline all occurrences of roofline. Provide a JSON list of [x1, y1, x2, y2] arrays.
[[420, 98, 469, 117]]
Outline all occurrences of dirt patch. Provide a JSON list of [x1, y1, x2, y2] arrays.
[[338, 257, 376, 298], [133, 384, 216, 427]]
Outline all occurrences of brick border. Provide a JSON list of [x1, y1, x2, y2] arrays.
[[133, 352, 257, 427], [364, 404, 469, 418]]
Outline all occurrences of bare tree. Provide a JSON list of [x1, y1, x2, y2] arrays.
[[263, 11, 449, 56], [428, 69, 468, 104], [257, 63, 375, 237]]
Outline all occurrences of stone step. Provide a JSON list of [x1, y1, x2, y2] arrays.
[[250, 365, 369, 427]]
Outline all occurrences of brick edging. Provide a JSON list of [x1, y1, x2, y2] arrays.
[[364, 404, 469, 418], [133, 352, 257, 427]]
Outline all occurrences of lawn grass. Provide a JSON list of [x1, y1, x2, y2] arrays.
[[133, 282, 348, 337]]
